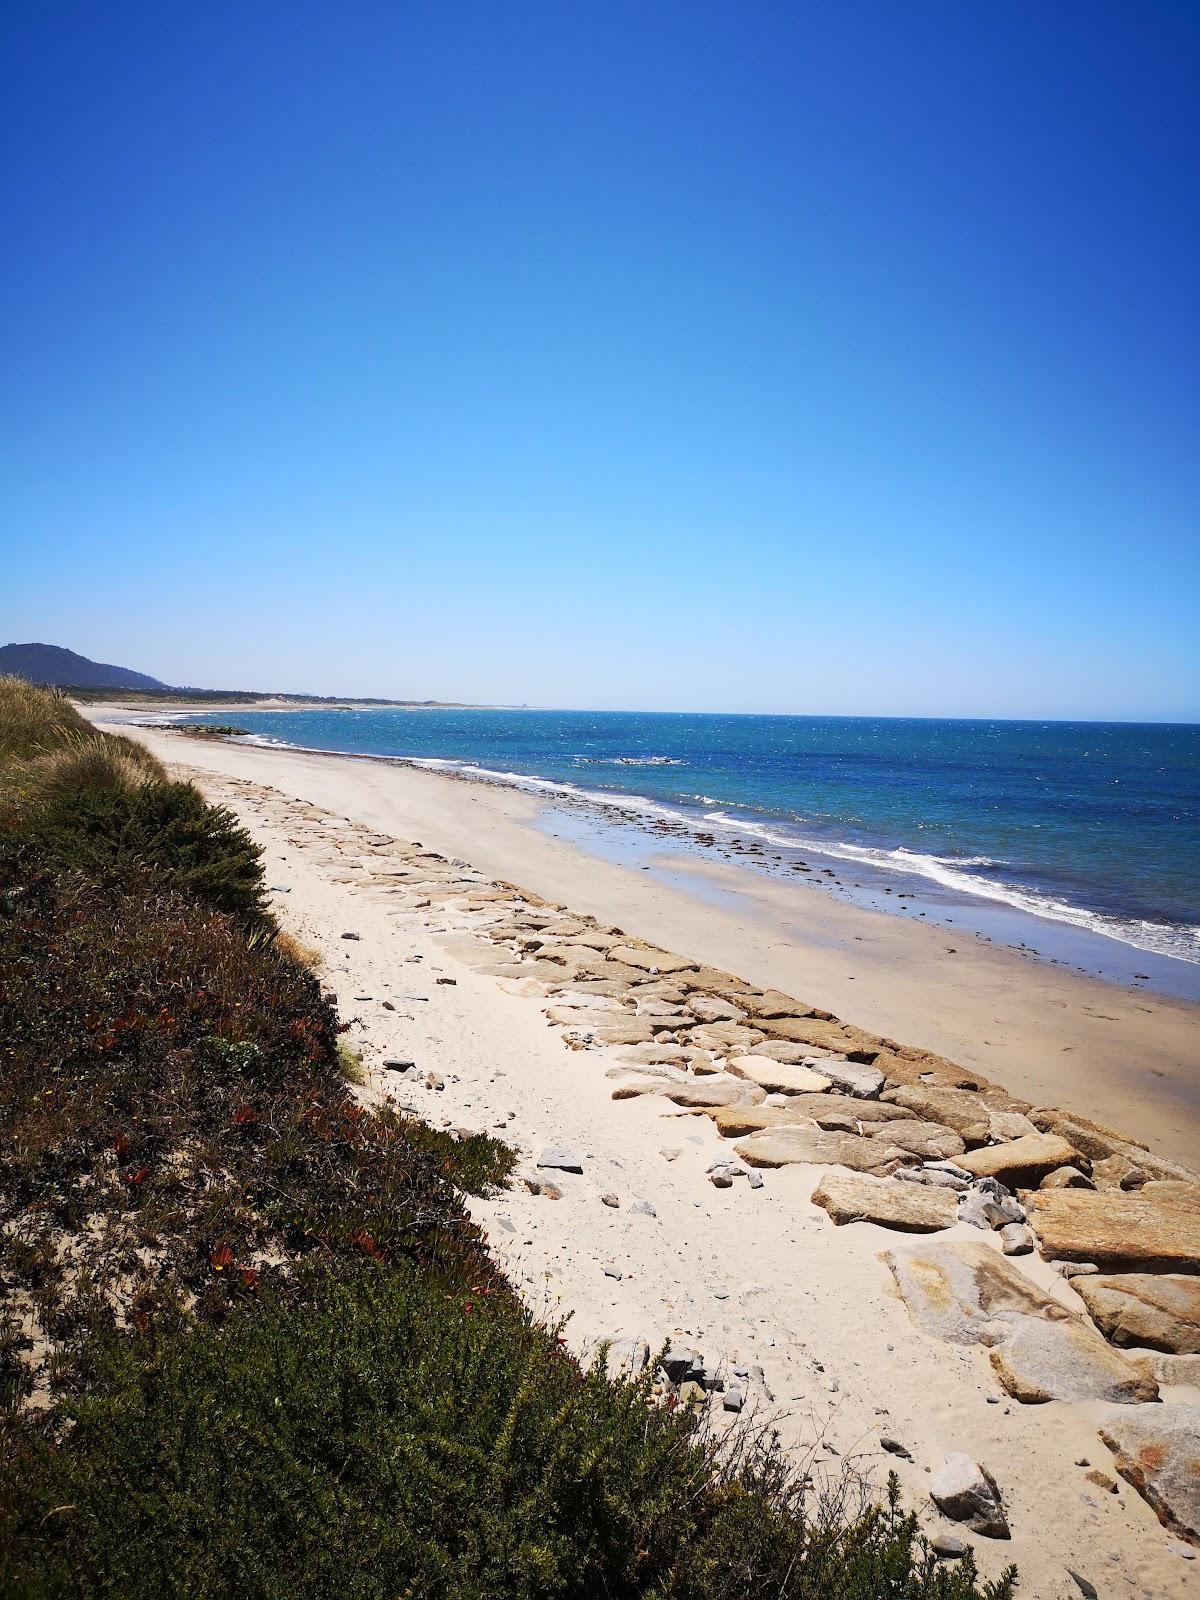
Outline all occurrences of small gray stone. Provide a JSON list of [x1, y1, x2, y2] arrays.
[[722, 1386, 744, 1413], [1000, 1222, 1035, 1255], [629, 1199, 657, 1216], [600, 1193, 620, 1208], [661, 1346, 703, 1383], [880, 1436, 913, 1460], [930, 1531, 968, 1559], [602, 1264, 622, 1280], [1068, 1571, 1098, 1599]]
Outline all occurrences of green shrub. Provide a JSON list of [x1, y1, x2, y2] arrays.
[[13, 777, 272, 930], [0, 1262, 1012, 1600]]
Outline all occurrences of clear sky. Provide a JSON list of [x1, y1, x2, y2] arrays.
[[2, 3, 1197, 718]]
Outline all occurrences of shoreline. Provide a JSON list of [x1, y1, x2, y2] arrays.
[[87, 715, 1200, 1596], [95, 702, 1200, 1000], [92, 714, 1200, 1166]]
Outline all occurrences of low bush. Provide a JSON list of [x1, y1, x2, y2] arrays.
[[0, 1261, 1012, 1600], [9, 776, 272, 930]]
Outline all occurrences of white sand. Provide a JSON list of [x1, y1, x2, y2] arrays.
[[91, 718, 1200, 1596]]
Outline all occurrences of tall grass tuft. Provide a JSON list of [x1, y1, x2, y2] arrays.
[[0, 677, 92, 761]]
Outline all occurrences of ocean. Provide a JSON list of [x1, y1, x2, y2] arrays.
[[180, 708, 1200, 989]]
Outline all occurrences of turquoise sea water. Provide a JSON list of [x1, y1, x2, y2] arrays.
[[181, 708, 1200, 985]]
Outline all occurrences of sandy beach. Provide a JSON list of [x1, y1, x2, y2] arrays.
[[91, 715, 1200, 1597]]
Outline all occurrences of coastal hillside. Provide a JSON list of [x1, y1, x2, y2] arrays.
[[0, 642, 168, 691], [0, 677, 1009, 1599]]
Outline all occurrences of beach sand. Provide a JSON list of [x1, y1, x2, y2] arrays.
[[91, 716, 1200, 1596]]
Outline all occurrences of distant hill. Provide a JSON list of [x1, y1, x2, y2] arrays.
[[0, 643, 168, 691]]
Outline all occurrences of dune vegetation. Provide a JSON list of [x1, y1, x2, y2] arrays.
[[0, 677, 1014, 1598]]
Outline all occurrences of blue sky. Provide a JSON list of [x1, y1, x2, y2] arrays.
[[2, 2, 1197, 717]]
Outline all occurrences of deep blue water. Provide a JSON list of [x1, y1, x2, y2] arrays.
[[183, 708, 1200, 968]]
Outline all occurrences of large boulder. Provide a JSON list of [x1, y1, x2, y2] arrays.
[[1032, 1109, 1200, 1186], [988, 1315, 1158, 1404], [1099, 1405, 1200, 1545], [725, 1056, 832, 1095], [734, 1127, 913, 1175], [811, 1171, 958, 1232], [929, 1454, 1009, 1539], [1025, 1184, 1200, 1271], [881, 1239, 1160, 1405], [955, 1133, 1081, 1186], [1074, 1273, 1200, 1354]]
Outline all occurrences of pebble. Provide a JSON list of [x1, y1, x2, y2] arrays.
[[722, 1386, 744, 1413], [340, 931, 360, 940], [629, 1199, 657, 1216], [880, 1436, 913, 1460], [930, 1531, 967, 1559], [600, 1193, 620, 1208], [602, 1265, 622, 1280]]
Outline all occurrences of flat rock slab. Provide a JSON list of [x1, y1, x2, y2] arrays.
[[685, 994, 747, 1023], [757, 1018, 879, 1057], [1099, 1405, 1200, 1545], [811, 1058, 886, 1099], [686, 1023, 765, 1054], [613, 1074, 766, 1109], [608, 945, 697, 974], [1075, 1273, 1200, 1354], [706, 1104, 821, 1138], [726, 1056, 832, 1095], [1025, 1185, 1200, 1271], [812, 1171, 958, 1232], [956, 1133, 1081, 1185], [570, 1021, 658, 1046], [988, 1315, 1158, 1404], [872, 1119, 966, 1161], [734, 1127, 912, 1175], [883, 1239, 1058, 1346], [750, 1040, 834, 1064], [882, 1240, 1160, 1405], [793, 1096, 918, 1132], [882, 1084, 992, 1144]]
